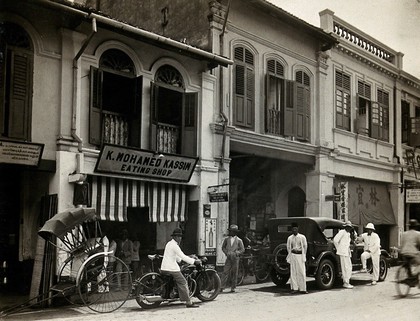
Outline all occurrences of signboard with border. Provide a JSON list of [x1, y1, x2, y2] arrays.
[[406, 189, 420, 203], [205, 218, 217, 256], [0, 139, 44, 167], [95, 144, 198, 182], [207, 184, 229, 203]]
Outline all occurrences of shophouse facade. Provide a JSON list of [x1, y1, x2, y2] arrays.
[[85, 0, 339, 264], [87, 0, 420, 257], [319, 10, 420, 249], [0, 0, 231, 298]]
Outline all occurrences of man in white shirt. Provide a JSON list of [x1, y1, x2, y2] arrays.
[[333, 221, 354, 289], [161, 228, 201, 308], [286, 222, 308, 294], [357, 223, 381, 285]]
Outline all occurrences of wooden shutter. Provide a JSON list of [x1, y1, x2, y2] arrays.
[[370, 101, 380, 139], [304, 86, 311, 141], [181, 92, 197, 156], [0, 42, 6, 136], [149, 82, 159, 151], [234, 64, 246, 126], [296, 83, 305, 140], [245, 67, 254, 128], [8, 50, 32, 140], [266, 74, 282, 134], [89, 66, 102, 145], [283, 80, 296, 136], [129, 75, 143, 147]]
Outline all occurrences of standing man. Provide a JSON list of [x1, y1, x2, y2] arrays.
[[221, 224, 245, 293], [357, 223, 381, 285], [161, 228, 201, 308], [333, 221, 354, 289], [400, 219, 420, 276], [286, 222, 308, 294]]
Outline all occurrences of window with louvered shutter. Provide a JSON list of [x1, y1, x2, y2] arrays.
[[233, 46, 254, 129], [265, 59, 285, 135], [294, 70, 311, 141], [335, 71, 351, 130], [90, 49, 142, 147], [0, 23, 33, 141]]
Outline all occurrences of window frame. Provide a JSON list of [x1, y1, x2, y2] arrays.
[[335, 70, 351, 131]]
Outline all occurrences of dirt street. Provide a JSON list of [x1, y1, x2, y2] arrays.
[[1, 267, 419, 321]]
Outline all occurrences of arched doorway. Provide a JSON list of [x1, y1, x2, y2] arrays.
[[287, 186, 305, 217]]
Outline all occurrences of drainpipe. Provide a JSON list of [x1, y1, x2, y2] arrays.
[[72, 18, 97, 152], [219, 0, 231, 167]]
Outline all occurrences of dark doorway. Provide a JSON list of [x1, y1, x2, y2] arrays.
[[288, 186, 305, 217]]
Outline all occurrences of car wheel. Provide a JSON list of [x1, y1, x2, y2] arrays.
[[315, 259, 336, 290], [378, 256, 388, 281], [270, 267, 289, 287], [273, 244, 290, 274]]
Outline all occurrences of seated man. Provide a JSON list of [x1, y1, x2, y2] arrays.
[[400, 219, 420, 277], [161, 228, 201, 308]]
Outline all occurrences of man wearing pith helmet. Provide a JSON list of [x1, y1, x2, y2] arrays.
[[356, 223, 381, 285], [221, 224, 245, 292]]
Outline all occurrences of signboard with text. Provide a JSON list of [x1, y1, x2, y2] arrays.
[[205, 218, 217, 256], [0, 140, 44, 166], [406, 189, 420, 203], [95, 144, 198, 182], [207, 184, 229, 203]]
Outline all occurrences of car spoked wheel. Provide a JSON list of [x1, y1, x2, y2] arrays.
[[378, 257, 388, 281], [315, 259, 335, 290], [270, 267, 289, 287], [273, 245, 290, 274]]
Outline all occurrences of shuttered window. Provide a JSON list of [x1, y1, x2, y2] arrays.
[[294, 70, 311, 141], [0, 23, 33, 141], [89, 49, 142, 147], [265, 59, 284, 135], [233, 46, 254, 129], [371, 89, 389, 141], [150, 65, 198, 157], [335, 71, 351, 130]]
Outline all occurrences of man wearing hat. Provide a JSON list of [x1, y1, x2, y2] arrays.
[[161, 227, 201, 308], [356, 223, 381, 285], [286, 222, 308, 294], [333, 221, 354, 289], [400, 219, 420, 277], [221, 224, 245, 292]]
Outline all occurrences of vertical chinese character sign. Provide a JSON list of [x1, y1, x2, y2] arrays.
[[205, 218, 217, 256], [339, 182, 348, 222]]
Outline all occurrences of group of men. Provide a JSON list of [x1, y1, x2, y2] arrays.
[[333, 221, 381, 288], [161, 218, 420, 308]]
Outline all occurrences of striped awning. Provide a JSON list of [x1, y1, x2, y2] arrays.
[[90, 176, 188, 222]]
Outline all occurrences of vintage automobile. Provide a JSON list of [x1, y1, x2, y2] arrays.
[[266, 217, 390, 290]]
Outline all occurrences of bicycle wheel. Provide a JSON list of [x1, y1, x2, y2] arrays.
[[395, 265, 411, 298], [78, 255, 131, 313], [135, 272, 165, 309], [196, 270, 221, 301], [236, 261, 245, 286], [254, 257, 270, 283]]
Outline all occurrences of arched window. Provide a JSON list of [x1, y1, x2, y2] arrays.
[[233, 46, 254, 129], [0, 22, 33, 140], [150, 65, 197, 156], [265, 59, 285, 135], [90, 49, 142, 147], [294, 70, 311, 141]]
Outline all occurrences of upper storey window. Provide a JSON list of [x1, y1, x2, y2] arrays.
[[89, 49, 142, 147], [335, 71, 351, 131], [372, 89, 389, 141], [233, 46, 254, 129], [150, 65, 197, 156], [0, 22, 33, 141]]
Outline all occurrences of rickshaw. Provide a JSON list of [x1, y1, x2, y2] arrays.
[[1, 207, 132, 316]]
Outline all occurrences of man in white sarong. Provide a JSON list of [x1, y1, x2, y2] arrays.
[[286, 222, 308, 294]]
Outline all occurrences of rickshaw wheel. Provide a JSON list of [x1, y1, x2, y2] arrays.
[[77, 255, 132, 313]]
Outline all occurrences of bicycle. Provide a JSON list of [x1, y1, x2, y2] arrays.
[[237, 246, 270, 285], [134, 255, 221, 309], [395, 255, 419, 297]]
